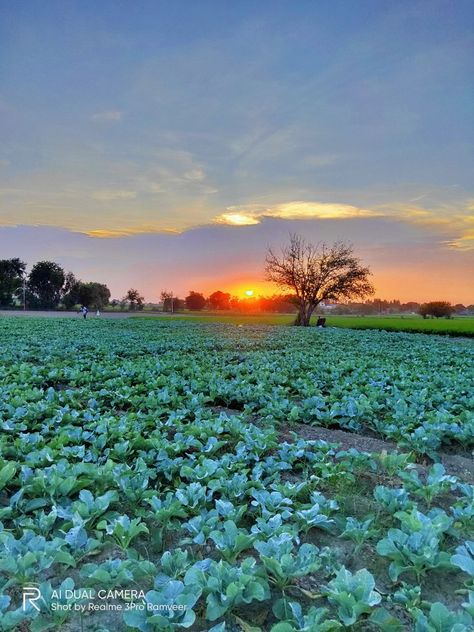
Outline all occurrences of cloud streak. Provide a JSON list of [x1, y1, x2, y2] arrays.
[[84, 227, 179, 238], [0, 218, 472, 304], [215, 201, 380, 226], [91, 190, 137, 201], [91, 110, 123, 122]]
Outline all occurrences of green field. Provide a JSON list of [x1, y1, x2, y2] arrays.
[[144, 312, 474, 337], [0, 318, 473, 630], [323, 314, 474, 336]]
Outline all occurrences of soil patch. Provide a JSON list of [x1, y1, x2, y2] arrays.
[[284, 422, 474, 483]]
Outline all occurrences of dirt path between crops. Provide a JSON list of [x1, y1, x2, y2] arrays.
[[212, 405, 474, 482], [282, 422, 474, 483]]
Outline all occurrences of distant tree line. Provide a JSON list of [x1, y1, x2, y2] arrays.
[[0, 258, 145, 311], [328, 299, 473, 316], [157, 290, 299, 313], [1, 256, 471, 316], [155, 291, 473, 317], [0, 258, 111, 310]]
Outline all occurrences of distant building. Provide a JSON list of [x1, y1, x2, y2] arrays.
[[320, 301, 338, 311]]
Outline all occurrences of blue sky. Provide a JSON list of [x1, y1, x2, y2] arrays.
[[0, 1, 473, 301]]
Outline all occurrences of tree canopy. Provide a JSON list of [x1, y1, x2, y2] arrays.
[[77, 282, 111, 310], [0, 258, 26, 307], [418, 301, 453, 319], [208, 290, 231, 310], [27, 261, 65, 309], [185, 291, 206, 311]]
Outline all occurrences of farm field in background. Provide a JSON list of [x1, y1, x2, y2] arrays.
[[3, 311, 474, 337], [144, 313, 474, 337], [0, 318, 473, 631], [324, 315, 474, 337]]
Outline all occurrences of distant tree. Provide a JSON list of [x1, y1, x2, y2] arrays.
[[229, 296, 240, 310], [62, 272, 81, 309], [77, 282, 111, 310], [418, 304, 429, 319], [27, 261, 65, 309], [453, 303, 466, 314], [418, 301, 453, 319], [124, 288, 144, 311], [0, 258, 26, 307], [239, 295, 258, 312], [160, 290, 173, 312], [332, 303, 355, 315], [402, 301, 421, 314], [208, 290, 231, 310], [185, 291, 206, 311], [161, 290, 177, 312], [265, 234, 374, 326], [259, 294, 297, 313]]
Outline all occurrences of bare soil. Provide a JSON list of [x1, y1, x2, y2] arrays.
[[284, 422, 474, 483], [205, 405, 474, 483]]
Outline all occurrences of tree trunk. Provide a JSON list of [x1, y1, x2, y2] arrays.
[[294, 302, 310, 326], [294, 301, 318, 326]]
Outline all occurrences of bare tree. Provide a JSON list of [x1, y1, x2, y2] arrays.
[[265, 234, 374, 326]]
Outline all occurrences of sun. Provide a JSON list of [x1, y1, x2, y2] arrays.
[[244, 289, 254, 297]]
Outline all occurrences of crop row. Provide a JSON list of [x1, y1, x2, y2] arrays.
[[0, 319, 473, 630]]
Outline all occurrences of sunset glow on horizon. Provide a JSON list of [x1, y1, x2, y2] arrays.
[[0, 2, 472, 304], [218, 281, 274, 300]]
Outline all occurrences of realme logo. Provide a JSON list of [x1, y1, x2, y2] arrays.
[[22, 586, 41, 612]]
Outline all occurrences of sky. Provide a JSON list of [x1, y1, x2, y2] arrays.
[[0, 0, 473, 303]]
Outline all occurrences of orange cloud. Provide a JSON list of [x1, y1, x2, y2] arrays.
[[445, 230, 474, 250], [84, 227, 178, 238]]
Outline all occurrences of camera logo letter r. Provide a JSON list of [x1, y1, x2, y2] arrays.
[[23, 586, 41, 611]]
